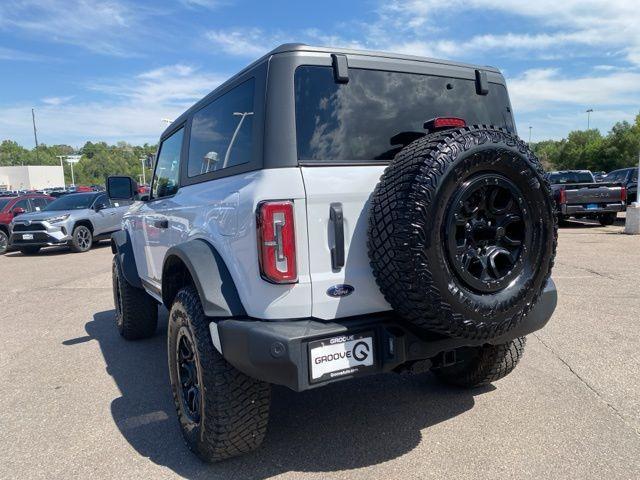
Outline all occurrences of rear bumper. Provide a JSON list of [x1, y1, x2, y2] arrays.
[[562, 203, 625, 215], [215, 278, 558, 392]]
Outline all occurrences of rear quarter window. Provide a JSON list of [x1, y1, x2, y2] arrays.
[[294, 66, 514, 162], [187, 78, 255, 177]]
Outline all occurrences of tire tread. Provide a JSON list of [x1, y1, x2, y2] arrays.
[[170, 287, 271, 462], [112, 256, 157, 340]]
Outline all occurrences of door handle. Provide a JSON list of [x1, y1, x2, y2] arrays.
[[153, 219, 169, 229], [329, 203, 345, 270]]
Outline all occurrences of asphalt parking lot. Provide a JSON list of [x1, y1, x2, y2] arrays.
[[1, 218, 638, 480]]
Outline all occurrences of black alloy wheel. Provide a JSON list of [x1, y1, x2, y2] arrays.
[[176, 327, 202, 424], [445, 174, 531, 294]]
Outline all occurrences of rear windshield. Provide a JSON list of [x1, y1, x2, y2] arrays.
[[0, 199, 11, 211], [294, 66, 514, 162], [43, 193, 96, 211], [548, 172, 594, 184]]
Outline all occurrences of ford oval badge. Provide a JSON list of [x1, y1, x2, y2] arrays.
[[327, 284, 354, 298]]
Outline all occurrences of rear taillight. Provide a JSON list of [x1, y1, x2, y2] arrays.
[[559, 188, 567, 205], [621, 186, 627, 203], [424, 117, 467, 132], [257, 201, 297, 284]]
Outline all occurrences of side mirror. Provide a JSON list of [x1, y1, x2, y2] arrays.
[[95, 202, 108, 211], [107, 176, 138, 201], [12, 207, 26, 216]]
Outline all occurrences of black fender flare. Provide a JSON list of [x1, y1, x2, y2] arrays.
[[162, 240, 245, 317], [110, 230, 142, 288]]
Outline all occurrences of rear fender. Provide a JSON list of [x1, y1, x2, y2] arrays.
[[162, 240, 245, 317]]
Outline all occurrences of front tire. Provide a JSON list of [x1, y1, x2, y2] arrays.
[[112, 256, 157, 340], [168, 286, 271, 462], [433, 337, 527, 388], [69, 225, 93, 252]]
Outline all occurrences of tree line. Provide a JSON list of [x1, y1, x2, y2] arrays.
[[532, 113, 640, 172], [0, 140, 155, 187], [1, 112, 638, 186]]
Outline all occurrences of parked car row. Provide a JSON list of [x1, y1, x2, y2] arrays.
[[597, 167, 638, 204], [0, 192, 131, 255]]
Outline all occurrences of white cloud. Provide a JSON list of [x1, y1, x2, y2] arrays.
[[42, 96, 73, 106], [301, 29, 365, 50], [91, 64, 224, 105], [0, 64, 224, 146], [179, 0, 229, 8], [205, 27, 364, 57], [0, 0, 141, 56], [0, 46, 48, 61], [507, 68, 640, 140], [378, 1, 640, 65], [205, 28, 284, 57], [508, 69, 640, 113]]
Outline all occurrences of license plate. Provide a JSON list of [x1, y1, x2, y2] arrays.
[[308, 332, 375, 383], [586, 204, 599, 210], [22, 234, 34, 240]]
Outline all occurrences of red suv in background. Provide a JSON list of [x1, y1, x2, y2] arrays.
[[0, 194, 54, 254]]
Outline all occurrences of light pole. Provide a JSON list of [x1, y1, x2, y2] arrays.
[[223, 112, 254, 169], [32, 108, 39, 163], [586, 108, 593, 130], [139, 157, 146, 185], [65, 155, 81, 187], [56, 155, 66, 187], [69, 162, 75, 186], [528, 126, 532, 144]]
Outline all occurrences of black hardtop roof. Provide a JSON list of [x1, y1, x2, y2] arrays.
[[162, 43, 501, 138]]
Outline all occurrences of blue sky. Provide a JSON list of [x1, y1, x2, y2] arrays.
[[1, 0, 639, 147]]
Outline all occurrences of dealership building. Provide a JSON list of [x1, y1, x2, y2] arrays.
[[0, 166, 65, 192]]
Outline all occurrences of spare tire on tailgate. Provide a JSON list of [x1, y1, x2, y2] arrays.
[[368, 126, 557, 341]]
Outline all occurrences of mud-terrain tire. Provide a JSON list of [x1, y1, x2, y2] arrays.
[[368, 126, 557, 341], [598, 213, 616, 226], [69, 224, 93, 252], [112, 256, 157, 339], [20, 246, 41, 255], [168, 286, 271, 462], [433, 337, 527, 387]]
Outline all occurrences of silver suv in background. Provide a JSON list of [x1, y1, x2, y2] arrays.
[[9, 192, 130, 255]]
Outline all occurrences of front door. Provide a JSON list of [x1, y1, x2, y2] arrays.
[[136, 126, 185, 286]]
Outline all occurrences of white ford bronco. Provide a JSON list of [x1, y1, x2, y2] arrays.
[[107, 44, 558, 462]]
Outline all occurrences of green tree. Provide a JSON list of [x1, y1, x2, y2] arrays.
[[532, 112, 640, 172]]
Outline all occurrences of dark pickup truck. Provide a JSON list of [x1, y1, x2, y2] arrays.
[[548, 170, 627, 225]]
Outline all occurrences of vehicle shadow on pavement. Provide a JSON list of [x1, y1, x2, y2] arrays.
[[76, 310, 490, 480]]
